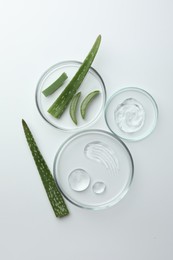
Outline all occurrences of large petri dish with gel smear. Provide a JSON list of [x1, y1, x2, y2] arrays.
[[105, 87, 158, 141], [53, 130, 134, 210], [35, 61, 106, 131]]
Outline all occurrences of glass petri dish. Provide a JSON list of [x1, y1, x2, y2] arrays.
[[35, 61, 106, 131], [53, 129, 134, 210], [105, 87, 158, 141]]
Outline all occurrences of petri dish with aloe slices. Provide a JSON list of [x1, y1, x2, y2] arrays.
[[35, 61, 106, 131]]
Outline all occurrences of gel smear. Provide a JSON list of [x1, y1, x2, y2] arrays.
[[114, 98, 145, 133]]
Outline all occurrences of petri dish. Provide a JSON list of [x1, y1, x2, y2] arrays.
[[105, 87, 158, 141], [53, 129, 134, 210], [35, 61, 106, 131]]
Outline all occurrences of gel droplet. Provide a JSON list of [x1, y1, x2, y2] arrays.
[[68, 169, 90, 191], [92, 182, 106, 194]]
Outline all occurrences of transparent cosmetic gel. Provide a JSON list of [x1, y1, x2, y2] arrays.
[[114, 98, 145, 133], [68, 169, 90, 191], [92, 182, 106, 194], [84, 141, 119, 175]]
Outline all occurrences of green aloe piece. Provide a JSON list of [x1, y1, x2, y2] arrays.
[[69, 92, 81, 125], [22, 119, 69, 218], [48, 35, 101, 118], [42, 72, 68, 97], [80, 90, 100, 119]]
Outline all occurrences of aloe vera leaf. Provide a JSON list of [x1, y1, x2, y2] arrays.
[[22, 119, 69, 218], [48, 35, 101, 118], [80, 90, 100, 119], [42, 72, 68, 97], [69, 92, 81, 125]]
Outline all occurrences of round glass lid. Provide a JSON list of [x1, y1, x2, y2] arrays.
[[35, 61, 106, 131], [53, 130, 134, 210], [105, 87, 158, 141]]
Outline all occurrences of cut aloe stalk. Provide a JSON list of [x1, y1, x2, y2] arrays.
[[48, 35, 101, 118], [42, 72, 68, 97]]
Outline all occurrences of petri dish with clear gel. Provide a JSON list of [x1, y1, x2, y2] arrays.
[[35, 61, 106, 131], [53, 129, 134, 210], [105, 87, 158, 141]]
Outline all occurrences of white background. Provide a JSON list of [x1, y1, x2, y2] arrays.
[[0, 0, 173, 259]]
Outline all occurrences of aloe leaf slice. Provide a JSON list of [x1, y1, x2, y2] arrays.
[[69, 92, 81, 125], [80, 90, 100, 119]]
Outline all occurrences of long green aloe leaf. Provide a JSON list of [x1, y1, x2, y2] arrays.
[[22, 119, 69, 218], [48, 35, 101, 118]]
